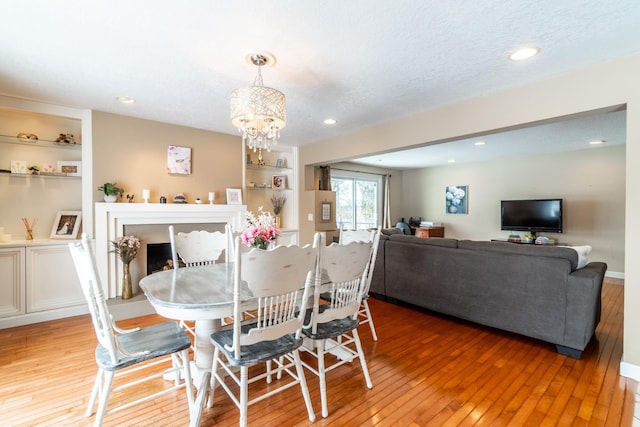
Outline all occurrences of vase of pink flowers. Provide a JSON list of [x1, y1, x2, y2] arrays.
[[241, 208, 280, 250]]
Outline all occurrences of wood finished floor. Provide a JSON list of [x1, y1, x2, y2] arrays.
[[0, 278, 635, 426]]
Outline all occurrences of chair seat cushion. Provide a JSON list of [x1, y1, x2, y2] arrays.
[[96, 321, 192, 371], [302, 317, 359, 340], [210, 325, 303, 367]]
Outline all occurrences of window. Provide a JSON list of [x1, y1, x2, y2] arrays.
[[331, 171, 382, 230]]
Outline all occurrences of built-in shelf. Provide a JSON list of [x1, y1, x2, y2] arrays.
[[0, 134, 82, 150], [246, 164, 291, 171], [0, 172, 80, 179], [246, 187, 291, 191]]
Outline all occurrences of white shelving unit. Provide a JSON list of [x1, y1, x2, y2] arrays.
[[242, 145, 299, 245], [0, 96, 93, 328]]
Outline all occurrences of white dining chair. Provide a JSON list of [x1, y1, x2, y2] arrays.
[[200, 235, 320, 427], [169, 223, 232, 334], [301, 240, 374, 418], [338, 226, 382, 341], [170, 223, 231, 268], [68, 234, 194, 427]]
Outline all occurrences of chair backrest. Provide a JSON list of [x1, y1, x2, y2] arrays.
[[309, 240, 373, 334], [169, 223, 231, 268], [68, 234, 119, 364], [339, 228, 376, 245], [339, 226, 381, 296], [230, 234, 321, 358]]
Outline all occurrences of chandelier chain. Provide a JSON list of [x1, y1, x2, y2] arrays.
[[253, 65, 264, 87]]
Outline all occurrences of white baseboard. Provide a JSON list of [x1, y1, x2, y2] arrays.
[[606, 271, 624, 280], [0, 305, 89, 329], [620, 359, 640, 383], [0, 295, 155, 330]]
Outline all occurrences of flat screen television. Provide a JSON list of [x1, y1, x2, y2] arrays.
[[500, 199, 563, 235]]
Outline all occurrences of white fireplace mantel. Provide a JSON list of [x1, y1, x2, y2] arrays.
[[95, 203, 246, 298]]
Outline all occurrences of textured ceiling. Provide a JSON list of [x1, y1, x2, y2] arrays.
[[1, 1, 639, 168]]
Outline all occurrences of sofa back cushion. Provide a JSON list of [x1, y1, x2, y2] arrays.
[[458, 240, 579, 271], [388, 234, 459, 248], [381, 227, 404, 236]]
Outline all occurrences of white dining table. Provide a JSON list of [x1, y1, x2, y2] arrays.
[[139, 262, 332, 424], [139, 263, 259, 424], [139, 263, 254, 376]]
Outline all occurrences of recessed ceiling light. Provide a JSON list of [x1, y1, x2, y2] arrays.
[[474, 141, 486, 146], [589, 140, 605, 145], [509, 47, 540, 61], [448, 159, 456, 164], [116, 96, 136, 104], [323, 118, 337, 125]]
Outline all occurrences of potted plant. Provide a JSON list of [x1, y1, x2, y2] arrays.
[[98, 182, 124, 202]]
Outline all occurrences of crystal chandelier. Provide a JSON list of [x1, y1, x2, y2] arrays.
[[230, 53, 286, 161]]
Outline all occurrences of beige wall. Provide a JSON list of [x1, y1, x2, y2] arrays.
[[299, 53, 640, 372], [402, 145, 625, 273], [91, 112, 242, 232]]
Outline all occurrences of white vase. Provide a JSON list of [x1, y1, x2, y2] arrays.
[[104, 195, 117, 203]]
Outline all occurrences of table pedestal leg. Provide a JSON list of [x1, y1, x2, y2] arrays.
[[190, 318, 220, 425]]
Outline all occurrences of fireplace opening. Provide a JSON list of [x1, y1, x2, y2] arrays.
[[147, 242, 175, 274]]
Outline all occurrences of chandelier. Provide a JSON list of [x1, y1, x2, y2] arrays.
[[230, 53, 286, 160]]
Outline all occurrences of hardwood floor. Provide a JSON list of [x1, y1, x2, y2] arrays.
[[0, 278, 636, 426]]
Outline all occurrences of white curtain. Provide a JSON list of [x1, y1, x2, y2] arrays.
[[382, 174, 392, 228]]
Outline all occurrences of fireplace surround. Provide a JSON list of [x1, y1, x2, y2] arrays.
[[95, 203, 246, 298]]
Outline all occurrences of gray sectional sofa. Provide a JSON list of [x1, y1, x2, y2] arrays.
[[369, 232, 607, 358]]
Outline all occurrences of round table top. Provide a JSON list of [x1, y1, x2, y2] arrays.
[[139, 263, 252, 320]]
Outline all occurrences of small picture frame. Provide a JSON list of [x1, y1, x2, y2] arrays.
[[275, 158, 284, 168], [50, 211, 82, 239], [321, 202, 332, 223], [272, 175, 286, 190], [226, 188, 243, 205], [11, 160, 27, 174], [57, 161, 82, 176]]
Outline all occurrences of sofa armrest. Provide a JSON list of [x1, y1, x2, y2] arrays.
[[563, 261, 607, 352]]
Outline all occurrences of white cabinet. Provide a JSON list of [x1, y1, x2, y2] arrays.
[[0, 247, 25, 317], [243, 145, 299, 244], [26, 244, 85, 313], [0, 242, 87, 327]]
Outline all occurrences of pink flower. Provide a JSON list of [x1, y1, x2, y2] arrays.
[[242, 208, 280, 249]]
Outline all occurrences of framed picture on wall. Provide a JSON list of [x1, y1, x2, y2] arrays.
[[167, 145, 192, 175], [320, 202, 332, 222], [445, 185, 468, 214], [50, 211, 82, 239]]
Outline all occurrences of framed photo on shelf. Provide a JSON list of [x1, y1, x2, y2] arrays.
[[50, 211, 82, 239], [57, 161, 82, 176], [226, 188, 243, 205], [276, 158, 284, 168], [272, 175, 286, 189]]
